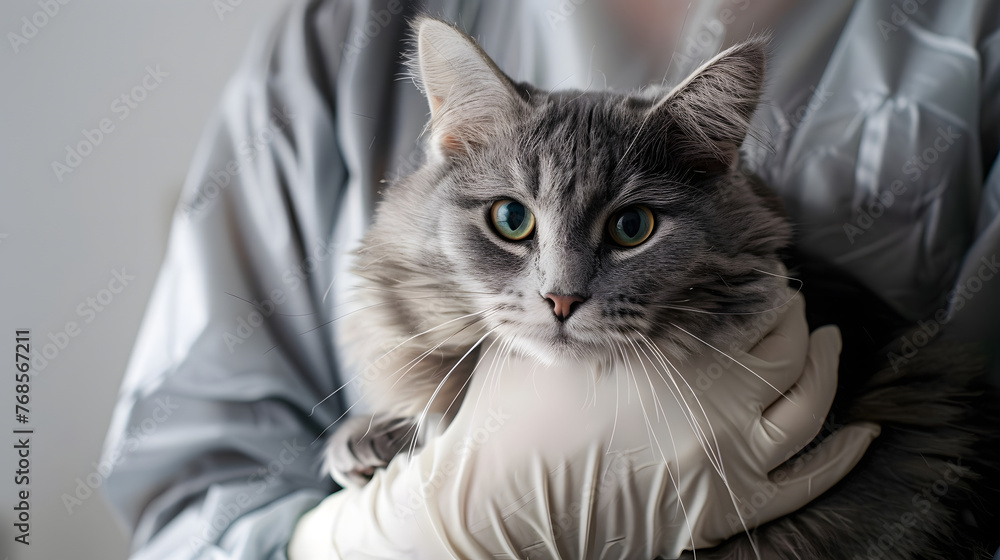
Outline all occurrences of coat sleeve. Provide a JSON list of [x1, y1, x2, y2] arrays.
[[100, 0, 362, 557], [99, 0, 543, 556], [945, 3, 1000, 381]]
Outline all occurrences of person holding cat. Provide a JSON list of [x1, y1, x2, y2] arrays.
[[101, 0, 1000, 559]]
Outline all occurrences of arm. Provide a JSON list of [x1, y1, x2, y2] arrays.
[[102, 1, 356, 557], [102, 0, 550, 555]]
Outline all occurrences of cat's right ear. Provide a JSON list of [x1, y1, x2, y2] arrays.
[[410, 17, 524, 160], [650, 37, 768, 174]]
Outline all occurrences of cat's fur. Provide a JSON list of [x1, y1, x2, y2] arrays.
[[328, 17, 999, 559]]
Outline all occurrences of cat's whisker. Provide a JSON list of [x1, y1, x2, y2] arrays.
[[311, 315, 489, 423], [353, 240, 402, 254], [527, 352, 546, 403], [352, 284, 496, 296], [484, 338, 502, 402], [483, 336, 506, 402], [615, 339, 700, 555], [493, 341, 522, 427], [628, 339, 710, 501], [470, 335, 508, 427], [642, 331, 774, 558], [354, 412, 382, 446], [323, 276, 488, 304], [632, 331, 725, 471], [369, 305, 498, 368], [321, 274, 339, 303], [498, 337, 519, 399], [642, 344, 733, 497], [437, 332, 507, 429], [651, 300, 792, 316], [356, 253, 395, 272], [309, 306, 500, 416], [311, 388, 380, 444], [297, 297, 450, 337], [622, 339, 665, 422], [382, 309, 502, 398], [491, 337, 514, 401], [306, 370, 370, 417], [630, 335, 762, 558], [668, 322, 797, 406], [658, 0, 695, 88], [751, 267, 804, 287], [321, 295, 490, 322], [223, 291, 317, 318], [606, 341, 623, 455], [408, 326, 500, 461], [624, 336, 718, 476], [633, 334, 761, 552], [323, 311, 501, 456]]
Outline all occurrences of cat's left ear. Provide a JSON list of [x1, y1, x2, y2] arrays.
[[653, 37, 768, 172], [410, 17, 525, 159]]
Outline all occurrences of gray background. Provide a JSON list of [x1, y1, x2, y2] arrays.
[[0, 2, 292, 558]]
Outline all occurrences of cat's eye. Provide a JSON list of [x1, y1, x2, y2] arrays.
[[490, 199, 535, 241], [607, 205, 654, 247]]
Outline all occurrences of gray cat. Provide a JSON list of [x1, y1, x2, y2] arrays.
[[325, 17, 998, 559]]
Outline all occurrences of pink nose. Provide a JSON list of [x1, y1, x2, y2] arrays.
[[544, 293, 587, 320]]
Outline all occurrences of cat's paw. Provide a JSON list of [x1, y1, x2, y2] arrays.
[[324, 415, 422, 488]]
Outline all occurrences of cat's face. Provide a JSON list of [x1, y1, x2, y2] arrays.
[[353, 19, 790, 364]]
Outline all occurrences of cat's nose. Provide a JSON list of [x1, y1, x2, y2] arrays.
[[544, 293, 587, 320]]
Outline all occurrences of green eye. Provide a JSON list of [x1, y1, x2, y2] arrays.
[[491, 199, 535, 241], [608, 205, 654, 247]]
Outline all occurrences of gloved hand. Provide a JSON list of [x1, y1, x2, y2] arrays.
[[288, 294, 880, 559]]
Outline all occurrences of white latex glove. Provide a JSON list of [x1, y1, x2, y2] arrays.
[[288, 294, 880, 559]]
